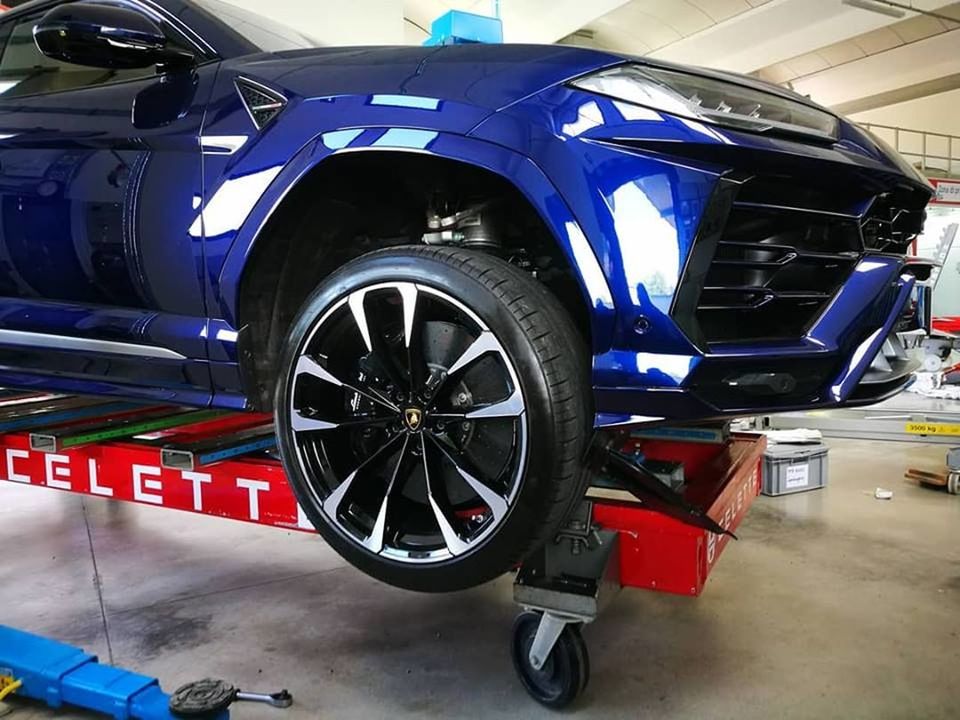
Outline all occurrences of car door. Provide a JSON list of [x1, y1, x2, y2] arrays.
[[0, 0, 218, 405]]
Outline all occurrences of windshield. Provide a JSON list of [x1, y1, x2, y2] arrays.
[[192, 0, 318, 52]]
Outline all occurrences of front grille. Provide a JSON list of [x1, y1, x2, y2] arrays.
[[672, 173, 927, 348]]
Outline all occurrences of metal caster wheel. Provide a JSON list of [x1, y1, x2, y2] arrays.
[[511, 612, 590, 709], [947, 472, 959, 496]]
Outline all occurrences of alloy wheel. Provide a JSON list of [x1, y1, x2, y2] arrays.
[[288, 281, 528, 563]]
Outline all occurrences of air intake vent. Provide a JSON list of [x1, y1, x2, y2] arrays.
[[694, 204, 862, 344], [236, 77, 286, 129], [861, 193, 925, 252], [671, 172, 927, 348]]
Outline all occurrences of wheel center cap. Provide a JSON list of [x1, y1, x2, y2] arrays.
[[403, 406, 424, 432]]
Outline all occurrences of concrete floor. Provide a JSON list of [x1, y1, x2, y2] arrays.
[[2, 438, 959, 719]]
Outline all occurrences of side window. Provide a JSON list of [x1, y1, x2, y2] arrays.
[[0, 11, 160, 99]]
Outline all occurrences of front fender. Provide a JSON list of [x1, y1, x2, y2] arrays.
[[214, 127, 617, 354]]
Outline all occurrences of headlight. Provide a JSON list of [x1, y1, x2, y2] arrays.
[[570, 64, 839, 142]]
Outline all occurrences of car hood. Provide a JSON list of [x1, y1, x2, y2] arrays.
[[225, 44, 623, 112], [230, 43, 833, 115]]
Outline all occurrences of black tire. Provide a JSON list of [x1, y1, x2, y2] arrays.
[[275, 246, 591, 592], [511, 612, 590, 708]]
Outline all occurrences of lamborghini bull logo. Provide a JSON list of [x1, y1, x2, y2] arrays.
[[404, 407, 423, 432]]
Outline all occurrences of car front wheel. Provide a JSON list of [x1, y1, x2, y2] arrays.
[[275, 246, 590, 592]]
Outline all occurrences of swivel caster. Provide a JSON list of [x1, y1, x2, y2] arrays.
[[947, 472, 959, 496], [511, 611, 590, 709]]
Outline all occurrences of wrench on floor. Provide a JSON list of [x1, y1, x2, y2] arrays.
[[170, 678, 293, 715], [235, 689, 293, 708]]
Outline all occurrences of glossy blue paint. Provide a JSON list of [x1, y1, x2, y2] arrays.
[[0, 0, 933, 427], [210, 127, 619, 358], [828, 270, 916, 402]]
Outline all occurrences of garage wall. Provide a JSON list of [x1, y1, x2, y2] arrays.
[[221, 0, 405, 45], [849, 88, 960, 137]]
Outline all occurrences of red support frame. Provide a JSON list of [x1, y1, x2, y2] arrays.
[[0, 417, 308, 532], [1, 413, 766, 597], [592, 434, 766, 596]]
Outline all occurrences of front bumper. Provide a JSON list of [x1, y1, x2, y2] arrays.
[[593, 256, 918, 427], [471, 84, 933, 426]]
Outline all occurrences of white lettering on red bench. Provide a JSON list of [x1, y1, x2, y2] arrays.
[[1, 443, 307, 533], [706, 468, 758, 566], [89, 458, 113, 497], [132, 464, 163, 505], [6, 448, 29, 483], [237, 477, 270, 520], [182, 471, 212, 511], [44, 453, 72, 490]]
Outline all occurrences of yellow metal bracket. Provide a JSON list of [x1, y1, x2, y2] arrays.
[[0, 671, 22, 701]]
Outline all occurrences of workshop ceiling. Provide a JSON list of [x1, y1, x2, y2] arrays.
[[755, 3, 960, 87], [566, 0, 773, 56]]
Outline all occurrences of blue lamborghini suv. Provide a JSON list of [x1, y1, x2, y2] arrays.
[[0, 0, 933, 589]]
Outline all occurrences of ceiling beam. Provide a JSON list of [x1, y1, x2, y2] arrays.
[[791, 28, 960, 109], [834, 72, 960, 114], [647, 0, 956, 74]]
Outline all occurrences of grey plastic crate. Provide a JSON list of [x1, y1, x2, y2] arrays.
[[762, 442, 829, 496]]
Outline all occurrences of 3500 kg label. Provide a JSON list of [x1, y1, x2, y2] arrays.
[[905, 422, 960, 437]]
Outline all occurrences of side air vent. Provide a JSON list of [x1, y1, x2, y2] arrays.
[[235, 77, 287, 129]]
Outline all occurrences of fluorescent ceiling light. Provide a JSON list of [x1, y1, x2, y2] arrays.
[[841, 0, 907, 18]]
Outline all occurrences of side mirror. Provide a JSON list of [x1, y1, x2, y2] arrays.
[[34, 2, 194, 70]]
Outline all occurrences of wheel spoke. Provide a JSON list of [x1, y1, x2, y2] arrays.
[[429, 331, 502, 401], [349, 287, 409, 393], [336, 416, 398, 428], [348, 289, 373, 352], [359, 384, 401, 411], [323, 431, 405, 518], [465, 388, 525, 419], [427, 434, 508, 523], [296, 354, 343, 387], [292, 410, 395, 432], [421, 434, 470, 556], [291, 411, 339, 433], [446, 331, 501, 377], [398, 283, 427, 394], [296, 355, 399, 413], [363, 434, 411, 554], [398, 283, 418, 351]]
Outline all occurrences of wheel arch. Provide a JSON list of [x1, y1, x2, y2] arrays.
[[222, 130, 615, 410]]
